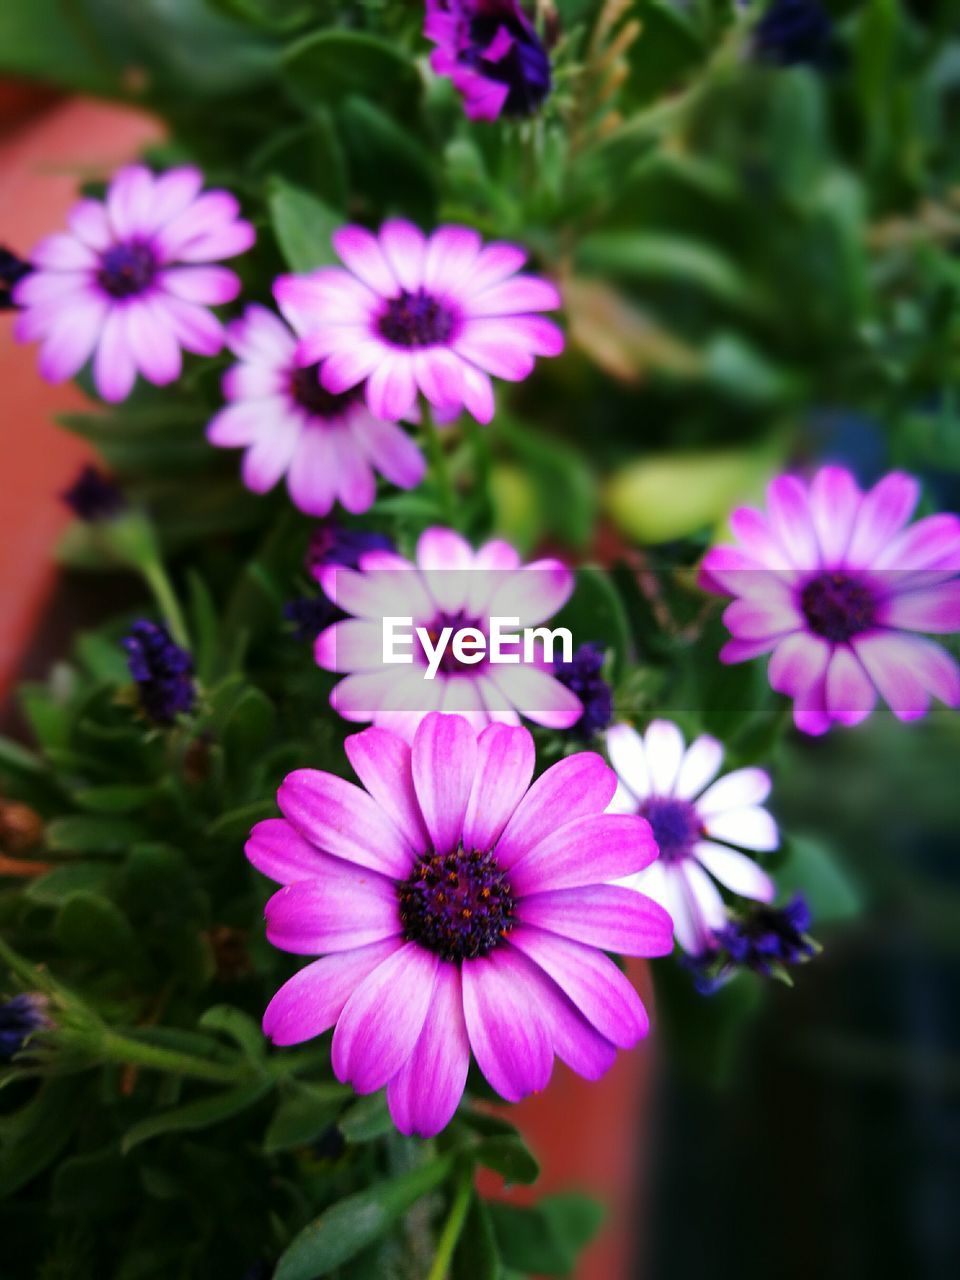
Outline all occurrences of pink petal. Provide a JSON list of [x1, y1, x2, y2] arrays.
[[155, 190, 241, 260], [386, 964, 470, 1137], [767, 632, 831, 698], [156, 294, 224, 356], [509, 927, 649, 1048], [240, 414, 299, 493], [694, 843, 775, 902], [67, 198, 111, 251], [278, 769, 415, 877], [32, 232, 97, 271], [766, 475, 819, 568], [275, 268, 375, 332], [263, 939, 401, 1046], [496, 752, 617, 867], [466, 275, 561, 317], [354, 414, 426, 489], [345, 727, 430, 855], [162, 266, 240, 305], [722, 597, 801, 642], [875, 513, 960, 573], [424, 225, 482, 292], [853, 632, 957, 721], [207, 399, 282, 448], [264, 871, 401, 955], [461, 947, 553, 1102], [465, 242, 528, 293], [314, 619, 383, 673], [516, 884, 674, 956], [106, 165, 155, 240], [474, 539, 522, 572], [37, 296, 106, 383], [332, 943, 439, 1094], [513, 951, 619, 1081], [459, 362, 495, 423], [330, 425, 377, 515], [808, 466, 861, 566], [486, 558, 574, 627], [246, 817, 327, 884], [149, 166, 205, 230], [823, 645, 877, 725], [320, 342, 383, 394], [366, 354, 418, 422], [411, 712, 478, 856], [126, 299, 182, 385], [332, 224, 399, 296], [226, 303, 295, 362], [286, 426, 337, 516], [93, 308, 137, 402], [454, 329, 535, 381], [509, 813, 657, 896], [729, 507, 796, 571], [883, 581, 960, 633], [412, 348, 464, 411], [488, 665, 583, 731], [462, 722, 535, 852], [846, 472, 920, 567], [379, 219, 427, 292]]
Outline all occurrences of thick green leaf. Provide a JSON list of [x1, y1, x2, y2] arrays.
[[471, 1135, 540, 1186], [121, 1080, 272, 1154], [46, 814, 144, 855], [268, 179, 343, 272], [25, 863, 116, 907], [0, 1079, 85, 1197], [489, 1194, 605, 1276], [275, 1154, 455, 1280], [452, 1193, 499, 1280], [198, 1005, 266, 1062], [55, 892, 140, 963], [338, 97, 437, 222], [72, 784, 158, 814], [776, 835, 862, 925], [263, 1082, 350, 1155], [281, 30, 421, 116], [338, 1092, 393, 1143]]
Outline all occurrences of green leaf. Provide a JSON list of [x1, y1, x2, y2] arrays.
[[72, 784, 157, 814], [121, 1080, 272, 1154], [55, 892, 140, 963], [338, 97, 437, 222], [452, 1193, 499, 1280], [25, 863, 116, 907], [275, 1153, 455, 1280], [471, 1135, 540, 1186], [197, 1005, 267, 1062], [263, 1081, 350, 1155], [489, 1194, 605, 1276], [0, 1079, 85, 1196], [46, 814, 144, 855], [52, 1146, 132, 1216], [776, 835, 861, 925], [251, 113, 347, 207], [495, 417, 596, 550], [221, 685, 277, 760], [0, 735, 45, 779], [281, 29, 421, 117], [553, 567, 632, 680], [338, 1091, 393, 1143], [207, 798, 277, 841], [268, 178, 343, 272]]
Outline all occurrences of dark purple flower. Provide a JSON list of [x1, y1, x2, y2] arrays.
[[0, 993, 49, 1061], [425, 1, 552, 121], [553, 643, 613, 739], [307, 523, 394, 577], [754, 0, 834, 68], [123, 620, 195, 725], [685, 895, 817, 994], [60, 464, 127, 522], [283, 594, 338, 643], [0, 246, 31, 310]]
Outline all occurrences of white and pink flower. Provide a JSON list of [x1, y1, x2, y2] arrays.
[[274, 219, 564, 425], [313, 527, 582, 740], [206, 305, 425, 517], [700, 467, 960, 734], [14, 164, 254, 403], [607, 720, 779, 955]]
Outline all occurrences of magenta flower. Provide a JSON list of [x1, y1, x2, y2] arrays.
[[247, 712, 670, 1136], [206, 305, 425, 516], [314, 526, 582, 740], [700, 467, 960, 734], [13, 164, 254, 403], [607, 721, 778, 955], [273, 219, 564, 425], [424, 1, 552, 122]]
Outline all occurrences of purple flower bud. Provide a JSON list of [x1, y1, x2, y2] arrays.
[[61, 464, 127, 522], [123, 620, 195, 725], [0, 993, 50, 1061], [307, 522, 394, 577], [553, 642, 613, 739]]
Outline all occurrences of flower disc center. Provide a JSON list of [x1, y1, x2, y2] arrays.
[[289, 363, 363, 420], [642, 797, 700, 864], [398, 846, 515, 961], [97, 240, 157, 299], [799, 571, 877, 643], [378, 288, 456, 348], [418, 611, 487, 674]]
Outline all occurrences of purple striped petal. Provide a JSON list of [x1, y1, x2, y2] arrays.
[[264, 872, 400, 955], [386, 963, 470, 1137], [516, 884, 674, 956], [246, 817, 327, 884], [344, 727, 430, 856], [495, 752, 617, 867], [462, 723, 535, 853], [509, 813, 657, 897], [846, 472, 920, 566], [278, 769, 415, 877], [461, 947, 553, 1102], [411, 713, 478, 856], [263, 939, 401, 1045]]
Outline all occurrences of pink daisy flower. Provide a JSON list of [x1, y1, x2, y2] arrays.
[[247, 712, 671, 1136], [273, 219, 564, 425], [206, 305, 426, 516], [314, 526, 583, 740], [700, 467, 960, 734], [13, 164, 254, 403], [607, 720, 778, 955]]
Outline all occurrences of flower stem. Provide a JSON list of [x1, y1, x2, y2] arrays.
[[422, 402, 457, 528], [426, 1166, 474, 1280], [101, 1031, 252, 1085], [142, 560, 190, 651]]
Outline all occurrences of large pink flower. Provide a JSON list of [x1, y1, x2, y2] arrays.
[[273, 219, 564, 425], [206, 305, 425, 516], [700, 467, 960, 734], [14, 164, 254, 403], [607, 721, 778, 955], [247, 713, 670, 1136], [314, 526, 583, 740]]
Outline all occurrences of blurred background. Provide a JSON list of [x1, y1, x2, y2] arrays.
[[2, 2, 960, 1277]]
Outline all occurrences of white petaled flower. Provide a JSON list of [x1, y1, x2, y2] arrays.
[[606, 720, 779, 954]]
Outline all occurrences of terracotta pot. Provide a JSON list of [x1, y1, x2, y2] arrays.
[[0, 93, 653, 1280]]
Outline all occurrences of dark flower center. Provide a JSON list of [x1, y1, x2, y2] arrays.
[[418, 611, 487, 674], [642, 797, 701, 864], [97, 240, 158, 299], [122, 620, 196, 726], [467, 7, 552, 116], [799, 571, 877, 643], [289, 364, 364, 420], [378, 289, 456, 348], [398, 846, 515, 961], [60, 464, 126, 522]]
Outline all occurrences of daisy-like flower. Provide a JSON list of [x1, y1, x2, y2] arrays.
[[607, 720, 779, 955], [273, 219, 564, 425], [314, 526, 583, 740], [247, 712, 671, 1136], [424, 1, 552, 122], [700, 467, 960, 735], [207, 305, 425, 516], [13, 164, 254, 403]]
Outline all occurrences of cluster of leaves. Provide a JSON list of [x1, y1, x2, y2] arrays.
[[1, 0, 958, 1276]]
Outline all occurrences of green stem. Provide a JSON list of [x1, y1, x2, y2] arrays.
[[101, 1031, 252, 1084], [142, 560, 190, 650], [422, 401, 457, 528], [426, 1167, 474, 1280]]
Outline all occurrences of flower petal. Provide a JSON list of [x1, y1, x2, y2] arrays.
[[462, 723, 535, 853], [808, 466, 861, 566], [278, 769, 415, 877], [696, 767, 771, 817], [605, 723, 651, 801], [411, 712, 478, 856], [461, 947, 553, 1102], [883, 581, 960, 634], [694, 842, 775, 902], [264, 871, 400, 955], [643, 720, 686, 796], [263, 939, 401, 1046], [845, 472, 920, 567], [495, 752, 617, 867], [386, 964, 470, 1137], [487, 665, 583, 731], [246, 817, 327, 884], [509, 813, 657, 896], [516, 884, 674, 957], [674, 735, 724, 800], [823, 645, 877, 726], [703, 806, 779, 852], [344, 726, 430, 856]]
